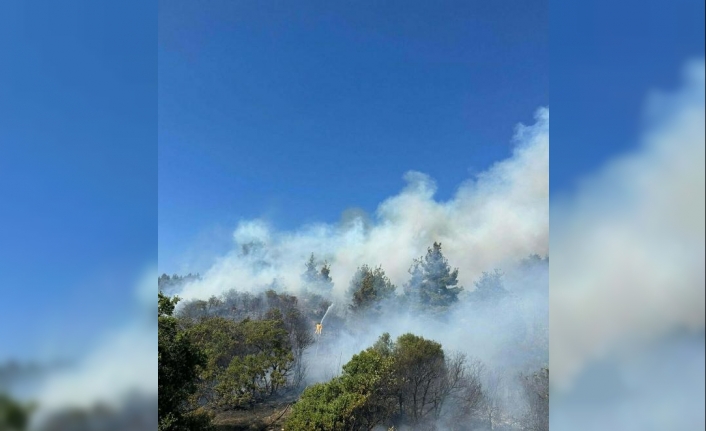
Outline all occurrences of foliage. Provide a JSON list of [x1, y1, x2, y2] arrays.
[[264, 291, 313, 387], [285, 347, 395, 431], [470, 269, 508, 304], [158, 273, 201, 292], [404, 242, 463, 308], [158, 292, 212, 431], [391, 333, 449, 424], [162, 247, 548, 429], [0, 393, 33, 431], [286, 332, 490, 430], [302, 253, 334, 294], [348, 265, 397, 315], [187, 314, 295, 409]]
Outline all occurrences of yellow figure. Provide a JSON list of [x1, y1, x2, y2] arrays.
[[315, 323, 323, 335]]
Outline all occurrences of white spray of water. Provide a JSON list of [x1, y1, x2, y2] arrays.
[[320, 303, 334, 326]]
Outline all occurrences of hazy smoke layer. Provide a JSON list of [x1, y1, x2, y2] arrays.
[[177, 108, 548, 303], [307, 259, 548, 382], [170, 108, 550, 429], [550, 60, 705, 390], [29, 269, 158, 430]]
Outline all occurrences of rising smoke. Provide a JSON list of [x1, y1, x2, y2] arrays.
[[549, 60, 705, 430], [550, 60, 705, 390], [171, 108, 550, 428], [27, 269, 158, 431], [176, 107, 548, 303]]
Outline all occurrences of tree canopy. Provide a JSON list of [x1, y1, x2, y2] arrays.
[[285, 332, 490, 430], [158, 292, 212, 431], [0, 393, 33, 431], [302, 253, 334, 294], [348, 264, 396, 315], [470, 269, 508, 304], [404, 242, 463, 308]]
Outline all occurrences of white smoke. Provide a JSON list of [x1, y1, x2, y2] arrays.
[[306, 261, 549, 383], [29, 268, 158, 429], [170, 108, 550, 427], [550, 60, 705, 391], [176, 107, 548, 303]]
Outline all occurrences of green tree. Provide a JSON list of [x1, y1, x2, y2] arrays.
[[319, 262, 333, 288], [0, 393, 33, 431], [470, 269, 508, 304], [285, 346, 395, 431], [372, 332, 395, 356], [287, 332, 466, 430], [285, 380, 356, 431], [393, 333, 446, 423], [264, 290, 314, 387], [188, 315, 295, 409], [348, 265, 396, 314], [302, 253, 334, 294], [158, 292, 212, 431], [302, 253, 318, 284], [158, 273, 201, 292], [404, 242, 463, 307], [186, 316, 243, 406]]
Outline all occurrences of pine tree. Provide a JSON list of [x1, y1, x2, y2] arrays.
[[470, 269, 508, 304], [319, 261, 333, 291], [301, 253, 334, 294], [302, 253, 318, 284], [348, 265, 396, 313], [404, 242, 462, 307]]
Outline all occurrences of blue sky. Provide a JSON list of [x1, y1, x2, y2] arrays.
[[550, 0, 705, 197], [0, 1, 156, 361], [158, 0, 549, 274], [0, 0, 701, 364]]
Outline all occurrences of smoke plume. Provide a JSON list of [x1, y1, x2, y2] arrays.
[[550, 60, 705, 391], [176, 107, 548, 303]]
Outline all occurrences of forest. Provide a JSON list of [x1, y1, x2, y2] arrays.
[[158, 243, 549, 431]]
